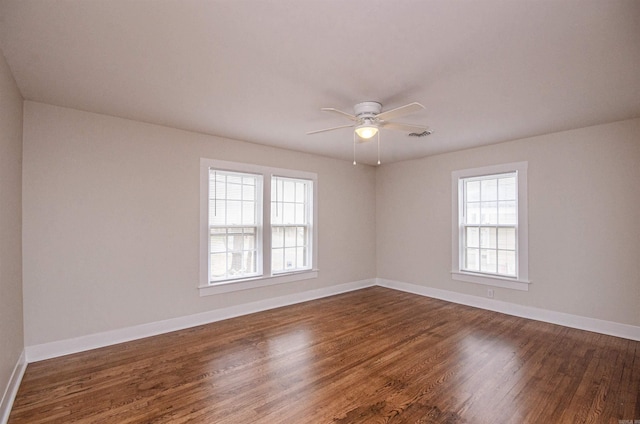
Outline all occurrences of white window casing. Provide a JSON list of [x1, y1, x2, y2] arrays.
[[200, 159, 318, 296], [451, 162, 530, 291], [271, 175, 313, 275], [208, 169, 263, 282]]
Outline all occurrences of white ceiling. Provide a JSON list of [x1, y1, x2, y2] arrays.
[[1, 0, 639, 166]]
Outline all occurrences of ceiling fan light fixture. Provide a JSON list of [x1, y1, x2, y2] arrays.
[[308, 101, 428, 165], [355, 124, 378, 139]]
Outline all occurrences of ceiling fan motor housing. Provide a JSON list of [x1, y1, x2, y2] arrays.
[[354, 101, 382, 121]]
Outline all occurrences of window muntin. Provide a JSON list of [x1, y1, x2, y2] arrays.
[[201, 159, 318, 294], [461, 173, 517, 278], [271, 176, 312, 273], [208, 170, 262, 281], [451, 161, 529, 291]]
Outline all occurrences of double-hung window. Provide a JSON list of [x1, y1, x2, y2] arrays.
[[200, 159, 318, 296], [209, 170, 262, 281], [271, 176, 312, 273], [452, 162, 529, 291]]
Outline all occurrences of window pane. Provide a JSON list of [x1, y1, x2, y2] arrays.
[[498, 250, 516, 276], [284, 247, 297, 270], [210, 233, 226, 253], [480, 249, 497, 273], [227, 182, 242, 200], [498, 201, 517, 225], [295, 204, 305, 224], [243, 184, 255, 201], [272, 248, 284, 272], [228, 251, 254, 275], [283, 203, 295, 224], [244, 251, 257, 274], [212, 179, 226, 199], [480, 202, 498, 225], [296, 182, 306, 203], [466, 180, 480, 202], [297, 247, 307, 268], [227, 175, 242, 185], [297, 227, 307, 246], [465, 248, 480, 271], [244, 231, 255, 250], [480, 227, 497, 249], [466, 202, 480, 225], [227, 201, 242, 225], [272, 227, 284, 248], [481, 179, 498, 201], [210, 200, 226, 225], [285, 227, 297, 247], [229, 251, 246, 275], [283, 180, 295, 202], [498, 177, 516, 200], [497, 227, 516, 250], [211, 253, 227, 279], [465, 227, 479, 248], [227, 232, 243, 252], [242, 201, 255, 225]]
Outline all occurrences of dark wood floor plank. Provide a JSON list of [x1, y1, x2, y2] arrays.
[[8, 287, 640, 423]]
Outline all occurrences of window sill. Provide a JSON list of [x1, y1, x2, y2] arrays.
[[199, 269, 319, 296], [451, 271, 530, 291]]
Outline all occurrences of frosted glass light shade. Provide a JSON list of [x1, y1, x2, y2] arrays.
[[355, 125, 378, 139]]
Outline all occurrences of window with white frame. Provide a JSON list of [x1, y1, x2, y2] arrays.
[[209, 170, 262, 281], [200, 159, 318, 296], [451, 162, 529, 291], [271, 176, 312, 274]]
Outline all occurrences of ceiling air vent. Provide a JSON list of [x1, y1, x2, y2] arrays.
[[408, 130, 433, 137]]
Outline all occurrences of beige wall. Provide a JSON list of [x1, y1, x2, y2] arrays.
[[377, 118, 640, 326], [19, 100, 640, 349], [22, 102, 377, 346], [0, 52, 24, 396]]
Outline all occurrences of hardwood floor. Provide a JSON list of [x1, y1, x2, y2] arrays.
[[8, 287, 640, 423]]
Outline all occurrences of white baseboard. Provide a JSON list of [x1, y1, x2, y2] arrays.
[[24, 276, 640, 364], [377, 278, 640, 342], [26, 279, 376, 362], [0, 350, 27, 424]]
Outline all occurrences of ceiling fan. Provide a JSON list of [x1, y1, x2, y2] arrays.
[[307, 101, 432, 165], [307, 101, 432, 140]]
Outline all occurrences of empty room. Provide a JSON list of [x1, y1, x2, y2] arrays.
[[1, 0, 639, 423]]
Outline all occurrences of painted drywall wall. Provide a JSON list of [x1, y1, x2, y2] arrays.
[[22, 102, 377, 346], [377, 118, 640, 327], [20, 99, 640, 349], [0, 52, 24, 401]]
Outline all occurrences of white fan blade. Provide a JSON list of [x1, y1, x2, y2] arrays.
[[306, 123, 355, 135], [376, 102, 425, 121], [381, 122, 431, 133], [321, 107, 358, 121]]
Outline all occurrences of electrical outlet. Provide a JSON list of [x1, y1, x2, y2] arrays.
[[487, 289, 494, 298]]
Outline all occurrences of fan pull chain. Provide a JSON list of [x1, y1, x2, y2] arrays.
[[353, 131, 357, 165], [377, 131, 381, 165]]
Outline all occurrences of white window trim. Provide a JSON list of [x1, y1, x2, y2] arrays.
[[271, 175, 314, 275], [451, 162, 530, 291], [200, 159, 318, 296]]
